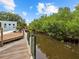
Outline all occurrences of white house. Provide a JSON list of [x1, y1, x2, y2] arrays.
[[0, 21, 17, 32]]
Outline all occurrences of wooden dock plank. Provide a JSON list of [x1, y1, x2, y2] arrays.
[[0, 33, 33, 59], [0, 32, 23, 43]]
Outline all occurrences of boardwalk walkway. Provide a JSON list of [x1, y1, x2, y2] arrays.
[[0, 32, 23, 43], [0, 33, 33, 59]]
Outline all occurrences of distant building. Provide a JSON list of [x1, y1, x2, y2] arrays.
[[0, 21, 17, 32]]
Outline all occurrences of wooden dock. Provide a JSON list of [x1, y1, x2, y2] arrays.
[[0, 33, 33, 59], [0, 32, 23, 43]]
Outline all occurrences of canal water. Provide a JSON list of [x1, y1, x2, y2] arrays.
[[36, 33, 79, 59]]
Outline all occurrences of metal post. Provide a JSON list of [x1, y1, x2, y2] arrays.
[[0, 28, 3, 47]]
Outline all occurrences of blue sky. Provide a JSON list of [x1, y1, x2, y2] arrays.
[[0, 0, 79, 24]]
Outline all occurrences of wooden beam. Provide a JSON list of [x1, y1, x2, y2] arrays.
[[0, 28, 3, 47], [23, 29, 25, 38]]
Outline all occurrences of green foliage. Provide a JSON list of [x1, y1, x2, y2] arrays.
[[17, 21, 27, 30], [29, 6, 79, 40]]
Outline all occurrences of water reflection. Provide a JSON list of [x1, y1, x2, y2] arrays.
[[36, 34, 79, 59], [36, 46, 47, 59]]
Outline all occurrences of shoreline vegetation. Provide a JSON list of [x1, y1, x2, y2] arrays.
[[29, 4, 79, 44]]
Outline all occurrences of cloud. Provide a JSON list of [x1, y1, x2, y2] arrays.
[[37, 2, 58, 15], [22, 11, 27, 17], [37, 3, 45, 14], [0, 0, 16, 11], [20, 11, 30, 25], [30, 6, 33, 9]]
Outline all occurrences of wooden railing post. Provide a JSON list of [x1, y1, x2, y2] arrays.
[[23, 29, 25, 38], [27, 29, 36, 59], [30, 30, 36, 59], [27, 31, 30, 45], [0, 28, 3, 47]]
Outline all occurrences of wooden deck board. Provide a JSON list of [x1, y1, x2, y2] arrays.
[[0, 33, 33, 59], [0, 32, 23, 43]]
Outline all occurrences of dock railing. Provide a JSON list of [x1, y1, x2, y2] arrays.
[[27, 30, 36, 59], [0, 28, 25, 47], [0, 28, 3, 47]]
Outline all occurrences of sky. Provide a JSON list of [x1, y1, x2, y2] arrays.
[[0, 0, 79, 24]]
